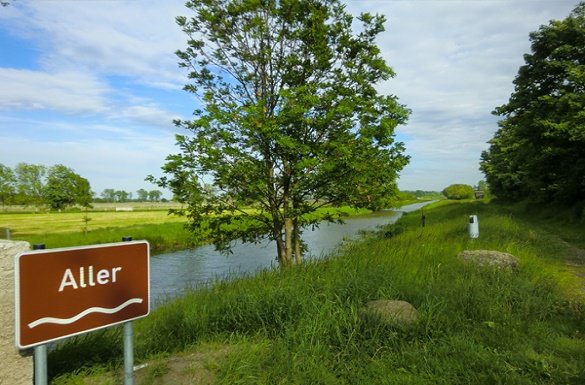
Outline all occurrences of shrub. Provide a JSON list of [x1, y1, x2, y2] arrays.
[[442, 184, 475, 200]]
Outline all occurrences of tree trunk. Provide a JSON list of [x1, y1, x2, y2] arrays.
[[276, 237, 290, 266], [284, 217, 293, 265], [293, 217, 302, 265]]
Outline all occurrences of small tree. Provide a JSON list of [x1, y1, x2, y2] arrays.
[[442, 184, 475, 200], [151, 0, 409, 266], [43, 165, 93, 210], [101, 189, 117, 202], [0, 163, 16, 208], [114, 190, 130, 203], [148, 190, 162, 202], [137, 188, 149, 202], [14, 163, 46, 207]]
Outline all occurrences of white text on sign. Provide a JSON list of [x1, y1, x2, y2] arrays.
[[59, 265, 122, 292]]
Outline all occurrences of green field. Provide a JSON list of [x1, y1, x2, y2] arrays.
[[0, 205, 191, 253], [0, 209, 185, 235], [48, 200, 585, 384], [0, 204, 372, 253]]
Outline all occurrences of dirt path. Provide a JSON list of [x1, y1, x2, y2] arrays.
[[547, 233, 585, 300]]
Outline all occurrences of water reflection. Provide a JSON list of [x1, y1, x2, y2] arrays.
[[150, 201, 431, 305]]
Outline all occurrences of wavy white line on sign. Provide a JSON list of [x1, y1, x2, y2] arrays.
[[28, 298, 143, 329]]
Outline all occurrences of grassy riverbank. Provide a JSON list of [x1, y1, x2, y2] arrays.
[[50, 200, 585, 384]]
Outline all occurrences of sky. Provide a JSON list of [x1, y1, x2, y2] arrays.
[[0, 0, 580, 198]]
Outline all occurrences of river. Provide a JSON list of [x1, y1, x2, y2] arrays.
[[149, 201, 431, 305]]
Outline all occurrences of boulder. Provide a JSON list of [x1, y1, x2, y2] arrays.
[[361, 300, 418, 327], [458, 249, 519, 270]]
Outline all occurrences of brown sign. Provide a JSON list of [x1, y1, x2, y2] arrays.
[[15, 241, 149, 349]]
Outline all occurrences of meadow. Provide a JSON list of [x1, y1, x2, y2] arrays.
[[47, 200, 585, 384], [0, 203, 372, 253], [0, 205, 192, 253]]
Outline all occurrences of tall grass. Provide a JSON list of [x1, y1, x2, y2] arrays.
[[50, 200, 585, 384]]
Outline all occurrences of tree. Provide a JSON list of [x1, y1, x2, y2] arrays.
[[100, 189, 116, 202], [115, 190, 130, 202], [148, 190, 162, 202], [43, 165, 93, 210], [442, 184, 475, 200], [151, 0, 409, 266], [480, 2, 585, 204], [0, 163, 16, 207], [14, 163, 46, 206], [137, 188, 149, 201]]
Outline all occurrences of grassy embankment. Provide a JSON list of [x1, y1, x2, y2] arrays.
[[0, 204, 370, 254], [49, 200, 585, 384]]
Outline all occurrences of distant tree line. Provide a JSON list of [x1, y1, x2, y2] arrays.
[[95, 188, 164, 203], [0, 162, 165, 209], [0, 162, 92, 210], [480, 3, 585, 205]]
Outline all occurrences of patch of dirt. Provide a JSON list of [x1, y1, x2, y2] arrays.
[[133, 345, 231, 385], [549, 235, 585, 299]]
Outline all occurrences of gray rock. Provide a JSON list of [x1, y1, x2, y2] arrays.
[[361, 300, 418, 327], [458, 249, 519, 270]]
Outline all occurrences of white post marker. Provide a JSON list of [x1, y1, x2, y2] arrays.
[[468, 215, 479, 239]]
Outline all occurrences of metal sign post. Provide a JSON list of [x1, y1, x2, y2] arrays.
[[31, 243, 48, 385], [34, 344, 47, 385], [124, 321, 134, 385], [122, 236, 134, 385]]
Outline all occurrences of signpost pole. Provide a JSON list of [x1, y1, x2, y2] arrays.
[[123, 321, 134, 385], [32, 243, 47, 385], [122, 236, 134, 385], [34, 344, 48, 385]]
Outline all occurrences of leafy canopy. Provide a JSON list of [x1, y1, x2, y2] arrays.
[[152, 0, 409, 264], [442, 184, 475, 200], [481, 2, 585, 204], [44, 164, 93, 210]]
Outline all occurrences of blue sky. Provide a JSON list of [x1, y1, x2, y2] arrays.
[[0, 0, 579, 198]]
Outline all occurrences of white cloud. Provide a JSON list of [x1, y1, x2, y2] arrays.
[[345, 0, 579, 189], [0, 68, 183, 130], [9, 0, 188, 88], [115, 104, 182, 129], [0, 68, 110, 113]]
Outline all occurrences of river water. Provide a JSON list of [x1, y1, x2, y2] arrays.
[[149, 201, 431, 305]]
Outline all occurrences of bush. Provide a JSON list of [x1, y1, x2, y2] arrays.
[[442, 184, 475, 200]]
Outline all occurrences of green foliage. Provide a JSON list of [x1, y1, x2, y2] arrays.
[[14, 162, 46, 206], [0, 163, 16, 206], [442, 183, 475, 200], [0, 162, 93, 210], [153, 0, 409, 265], [481, 2, 585, 204], [44, 164, 93, 210]]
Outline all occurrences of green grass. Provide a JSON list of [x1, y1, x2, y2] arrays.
[[0, 209, 186, 235], [49, 200, 585, 384]]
